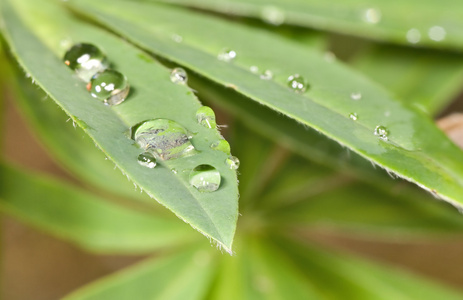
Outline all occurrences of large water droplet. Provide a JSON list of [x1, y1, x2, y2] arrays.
[[218, 48, 237, 62], [406, 28, 421, 44], [428, 26, 446, 41], [350, 92, 362, 100], [287, 74, 308, 93], [349, 113, 358, 121], [88, 70, 129, 106], [137, 152, 157, 168], [261, 6, 285, 26], [133, 119, 198, 160], [362, 8, 381, 24], [63, 43, 108, 82], [196, 106, 217, 129], [170, 67, 188, 84], [226, 156, 240, 170], [374, 125, 389, 141], [211, 140, 231, 154], [189, 164, 221, 192]]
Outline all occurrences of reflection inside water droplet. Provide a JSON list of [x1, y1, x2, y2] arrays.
[[137, 152, 157, 168], [189, 164, 221, 192], [226, 156, 240, 169], [63, 43, 109, 82], [218, 48, 237, 62], [170, 67, 188, 84], [374, 125, 389, 141], [133, 119, 198, 160], [211, 140, 231, 154], [287, 74, 308, 93], [88, 70, 129, 106], [196, 106, 217, 129]]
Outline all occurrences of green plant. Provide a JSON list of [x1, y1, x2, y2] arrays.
[[2, 0, 463, 298]]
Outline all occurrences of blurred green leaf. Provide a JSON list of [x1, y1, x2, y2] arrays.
[[64, 246, 216, 300], [0, 163, 196, 254], [70, 0, 463, 206], [1, 0, 238, 251], [153, 0, 463, 50]]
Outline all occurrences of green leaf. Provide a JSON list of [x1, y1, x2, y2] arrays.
[[152, 0, 463, 50], [352, 45, 463, 115], [0, 163, 195, 254], [64, 246, 216, 300], [1, 0, 238, 252], [276, 237, 463, 300], [69, 0, 463, 206]]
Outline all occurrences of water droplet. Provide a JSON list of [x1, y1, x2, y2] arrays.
[[250, 66, 259, 73], [226, 156, 240, 170], [324, 51, 336, 63], [260, 70, 273, 80], [406, 28, 421, 44], [196, 106, 217, 129], [189, 164, 221, 192], [63, 43, 108, 82], [88, 70, 129, 106], [172, 168, 178, 174], [374, 125, 389, 141], [210, 140, 231, 154], [170, 67, 188, 84], [172, 34, 183, 43], [428, 26, 446, 41], [349, 113, 358, 121], [218, 48, 237, 62], [261, 6, 285, 26], [362, 8, 381, 24], [287, 74, 308, 93], [133, 119, 198, 160], [350, 92, 362, 100], [137, 152, 157, 168]]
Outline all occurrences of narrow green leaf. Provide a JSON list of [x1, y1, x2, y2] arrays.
[[0, 163, 195, 254], [276, 237, 463, 300], [69, 0, 463, 206], [64, 246, 216, 300], [1, 0, 238, 251], [152, 0, 463, 50], [352, 45, 463, 115]]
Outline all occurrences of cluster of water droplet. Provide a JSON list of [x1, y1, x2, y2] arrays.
[[63, 43, 129, 106]]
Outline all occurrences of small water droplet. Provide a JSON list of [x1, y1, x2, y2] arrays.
[[350, 92, 362, 100], [170, 67, 188, 84], [172, 34, 183, 43], [189, 164, 221, 192], [287, 74, 308, 93], [210, 140, 231, 154], [406, 28, 421, 44], [384, 111, 391, 117], [374, 125, 389, 141], [196, 106, 217, 129], [137, 152, 157, 168], [428, 26, 446, 41], [172, 168, 178, 174], [349, 113, 358, 121], [88, 70, 129, 106], [324, 51, 336, 63], [362, 8, 381, 24], [133, 119, 198, 160], [250, 66, 259, 73], [260, 70, 273, 80], [226, 156, 240, 169], [63, 43, 109, 82], [218, 48, 237, 62], [261, 6, 285, 26]]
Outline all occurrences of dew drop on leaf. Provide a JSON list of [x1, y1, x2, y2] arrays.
[[260, 70, 273, 80], [287, 74, 308, 93], [428, 26, 446, 41], [88, 70, 129, 106], [137, 152, 157, 168], [350, 92, 362, 100], [261, 6, 285, 26], [133, 119, 198, 160], [211, 140, 231, 154], [374, 125, 389, 141], [189, 164, 221, 192], [226, 156, 240, 170], [406, 28, 421, 44], [63, 43, 108, 82], [362, 8, 381, 24], [170, 67, 188, 84], [218, 48, 237, 62], [349, 113, 358, 121], [196, 106, 217, 129]]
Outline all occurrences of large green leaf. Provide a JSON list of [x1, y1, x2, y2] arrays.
[[153, 0, 463, 50], [69, 0, 463, 206], [0, 0, 238, 251], [352, 45, 463, 115], [0, 163, 195, 254], [64, 246, 216, 300]]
